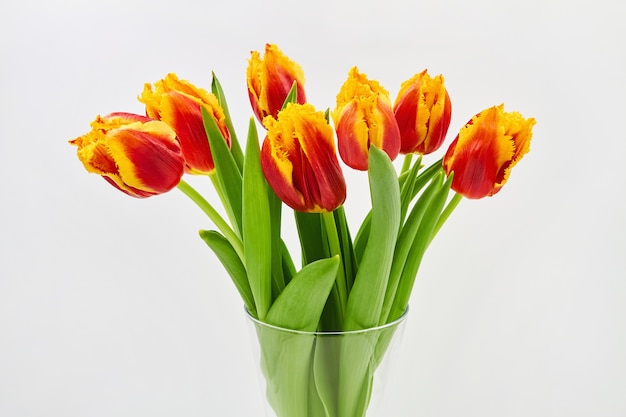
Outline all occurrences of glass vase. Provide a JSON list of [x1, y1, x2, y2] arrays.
[[245, 309, 408, 417]]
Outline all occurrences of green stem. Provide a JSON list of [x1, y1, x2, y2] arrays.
[[430, 192, 462, 243], [321, 211, 347, 318], [400, 153, 414, 176], [177, 179, 244, 260], [208, 172, 241, 238]]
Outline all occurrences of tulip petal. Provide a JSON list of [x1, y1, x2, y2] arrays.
[[333, 67, 400, 170], [443, 105, 535, 199], [247, 44, 306, 123], [394, 70, 452, 155], [335, 102, 370, 171], [106, 122, 184, 194], [159, 91, 217, 174], [261, 103, 346, 213], [139, 73, 230, 174], [70, 113, 185, 198]]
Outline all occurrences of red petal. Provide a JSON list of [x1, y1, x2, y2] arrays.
[[158, 91, 217, 173], [106, 126, 184, 195]]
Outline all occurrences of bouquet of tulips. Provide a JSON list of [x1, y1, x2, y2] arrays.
[[70, 44, 535, 417]]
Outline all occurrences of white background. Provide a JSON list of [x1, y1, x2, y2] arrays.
[[1, 0, 625, 416]]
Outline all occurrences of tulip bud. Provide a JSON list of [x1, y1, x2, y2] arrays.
[[247, 43, 306, 124], [332, 67, 401, 171], [69, 113, 185, 198], [261, 103, 346, 213], [393, 70, 452, 155], [139, 73, 230, 174], [443, 104, 536, 199]]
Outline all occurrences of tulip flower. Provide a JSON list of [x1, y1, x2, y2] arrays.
[[393, 70, 452, 155], [332, 67, 401, 171], [69, 112, 185, 198], [443, 104, 536, 199], [247, 43, 307, 124], [139, 73, 231, 174], [261, 103, 346, 213]]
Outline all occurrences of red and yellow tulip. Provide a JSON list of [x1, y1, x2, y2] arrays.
[[69, 112, 185, 198], [139, 73, 230, 175], [393, 70, 452, 155], [247, 44, 306, 124], [443, 104, 536, 199], [332, 67, 401, 171], [261, 103, 346, 213]]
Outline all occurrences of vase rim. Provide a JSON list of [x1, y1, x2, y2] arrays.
[[244, 306, 409, 336]]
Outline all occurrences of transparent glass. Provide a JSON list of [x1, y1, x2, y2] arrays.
[[245, 309, 408, 417]]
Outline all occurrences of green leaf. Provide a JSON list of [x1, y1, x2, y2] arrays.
[[176, 180, 243, 261], [311, 336, 340, 417], [253, 323, 316, 417], [267, 186, 285, 299], [344, 146, 401, 330], [280, 239, 297, 284], [410, 158, 444, 200], [198, 230, 255, 316], [202, 106, 243, 236], [295, 211, 344, 330], [333, 206, 357, 293], [320, 211, 348, 319], [353, 157, 439, 265], [379, 171, 443, 324], [430, 188, 462, 242], [295, 211, 329, 266], [281, 81, 298, 109], [265, 256, 340, 331], [353, 211, 371, 266], [389, 172, 453, 320], [211, 72, 244, 171], [242, 118, 272, 320]]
